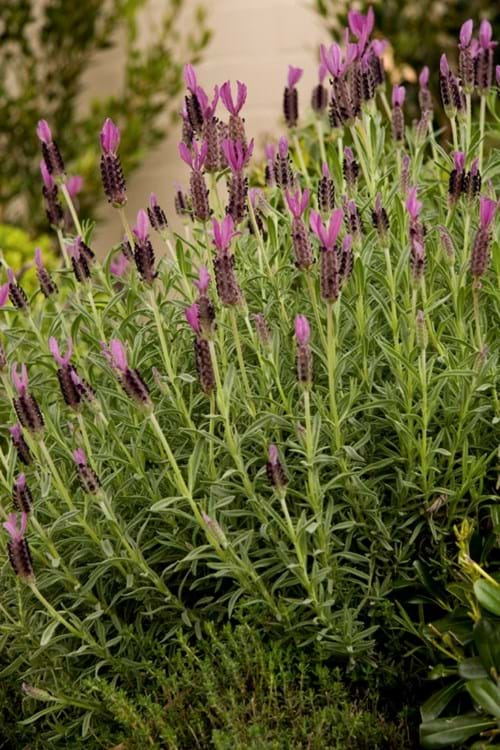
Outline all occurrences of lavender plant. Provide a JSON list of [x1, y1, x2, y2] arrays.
[[0, 10, 499, 745]]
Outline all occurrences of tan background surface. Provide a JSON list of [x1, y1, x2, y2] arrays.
[[82, 0, 328, 252]]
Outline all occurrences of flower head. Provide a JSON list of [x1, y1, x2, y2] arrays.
[[49, 337, 72, 366], [178, 140, 208, 171], [320, 43, 345, 78], [419, 67, 429, 88], [348, 7, 374, 41], [285, 187, 310, 218], [185, 303, 200, 333], [479, 19, 496, 50], [440, 54, 450, 76], [479, 196, 497, 229], [73, 448, 87, 465], [453, 151, 466, 172], [294, 315, 310, 345], [371, 39, 387, 58], [3, 512, 28, 543], [40, 160, 54, 189], [194, 266, 211, 295], [459, 19, 474, 48], [109, 339, 128, 372], [66, 175, 84, 197], [100, 118, 121, 154], [0, 283, 9, 307], [310, 208, 343, 249], [212, 215, 237, 252], [133, 209, 149, 244], [11, 363, 28, 395], [183, 63, 198, 92], [110, 253, 130, 277], [392, 85, 406, 107], [36, 120, 52, 145], [287, 65, 303, 88], [220, 80, 247, 115], [9, 424, 22, 440], [196, 85, 219, 119], [278, 136, 288, 159], [406, 187, 422, 220], [222, 138, 254, 172]]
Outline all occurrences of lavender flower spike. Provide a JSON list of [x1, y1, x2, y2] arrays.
[[109, 339, 150, 405], [73, 449, 101, 494], [49, 337, 81, 409], [49, 337, 72, 366], [13, 474, 33, 514], [100, 118, 126, 206], [212, 215, 237, 253], [470, 197, 497, 279], [220, 80, 247, 116], [220, 80, 247, 144], [35, 248, 58, 297], [185, 303, 201, 334], [285, 187, 310, 218], [286, 190, 313, 269], [100, 118, 121, 154], [3, 512, 34, 580], [266, 444, 288, 490], [37, 119, 65, 178], [310, 208, 343, 249], [133, 209, 156, 283], [391, 85, 406, 142], [284, 65, 303, 128], [147, 193, 168, 236], [5, 268, 28, 311], [9, 424, 32, 466], [406, 187, 422, 221], [295, 315, 310, 346], [295, 315, 312, 385], [318, 162, 335, 212]]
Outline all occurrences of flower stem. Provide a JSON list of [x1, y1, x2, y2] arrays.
[[60, 183, 83, 237], [326, 301, 342, 451], [229, 307, 256, 417]]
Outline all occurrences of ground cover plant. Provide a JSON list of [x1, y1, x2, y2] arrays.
[[0, 8, 499, 748]]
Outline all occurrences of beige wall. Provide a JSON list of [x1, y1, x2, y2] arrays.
[[83, 0, 328, 252]]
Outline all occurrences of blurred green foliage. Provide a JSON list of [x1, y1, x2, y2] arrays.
[[0, 0, 211, 236], [0, 224, 57, 292]]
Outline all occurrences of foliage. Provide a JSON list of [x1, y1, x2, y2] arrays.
[[2, 623, 413, 749], [0, 10, 499, 747], [0, 0, 211, 235], [419, 521, 500, 749], [0, 224, 57, 293]]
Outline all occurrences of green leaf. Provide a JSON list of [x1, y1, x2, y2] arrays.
[[474, 579, 500, 616], [473, 618, 500, 677], [40, 621, 59, 647], [466, 679, 500, 719], [420, 681, 463, 722], [458, 658, 488, 680], [420, 714, 497, 749]]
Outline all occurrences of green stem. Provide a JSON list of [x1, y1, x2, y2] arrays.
[[472, 283, 483, 351], [29, 582, 104, 655], [479, 95, 486, 171], [60, 183, 83, 237], [148, 288, 194, 430], [315, 118, 327, 165], [292, 132, 310, 186], [326, 302, 342, 451], [229, 307, 255, 417]]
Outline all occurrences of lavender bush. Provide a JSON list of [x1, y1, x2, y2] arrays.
[[0, 9, 499, 747]]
